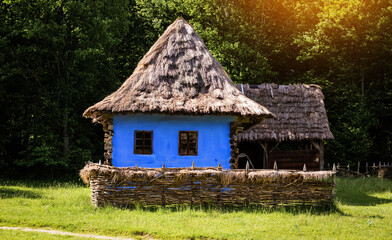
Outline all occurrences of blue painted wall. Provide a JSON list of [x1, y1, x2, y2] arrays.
[[112, 114, 233, 168]]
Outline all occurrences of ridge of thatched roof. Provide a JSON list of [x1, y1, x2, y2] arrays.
[[83, 19, 273, 122], [80, 163, 334, 186], [235, 83, 334, 142]]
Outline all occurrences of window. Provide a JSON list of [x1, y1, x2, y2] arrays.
[[134, 131, 153, 154], [178, 131, 198, 156]]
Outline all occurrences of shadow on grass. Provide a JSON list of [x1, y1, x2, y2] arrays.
[[0, 178, 86, 188], [336, 191, 392, 206], [335, 177, 392, 206], [112, 202, 346, 216], [0, 187, 42, 199]]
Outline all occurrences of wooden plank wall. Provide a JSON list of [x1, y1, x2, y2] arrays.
[[269, 150, 320, 170]]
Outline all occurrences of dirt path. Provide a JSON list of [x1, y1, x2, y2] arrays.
[[0, 226, 140, 240]]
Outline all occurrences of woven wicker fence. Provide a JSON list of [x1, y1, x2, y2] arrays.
[[80, 163, 335, 207]]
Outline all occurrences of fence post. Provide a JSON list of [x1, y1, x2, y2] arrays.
[[332, 163, 336, 172], [273, 161, 278, 171], [366, 162, 368, 173], [303, 164, 307, 172]]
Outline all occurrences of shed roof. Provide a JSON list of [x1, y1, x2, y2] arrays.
[[235, 84, 334, 142], [83, 19, 273, 122]]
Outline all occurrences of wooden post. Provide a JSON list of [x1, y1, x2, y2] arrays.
[[319, 141, 324, 170], [303, 164, 307, 172], [259, 141, 269, 169], [311, 140, 324, 170], [366, 162, 368, 173], [373, 162, 376, 170], [332, 163, 336, 172], [357, 161, 360, 174], [229, 122, 243, 169], [273, 161, 278, 170]]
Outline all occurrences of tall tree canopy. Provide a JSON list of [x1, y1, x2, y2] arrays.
[[0, 0, 391, 177]]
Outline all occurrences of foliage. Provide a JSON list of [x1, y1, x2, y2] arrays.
[[0, 0, 391, 176], [0, 0, 130, 177]]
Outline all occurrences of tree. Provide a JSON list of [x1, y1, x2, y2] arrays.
[[0, 0, 130, 177]]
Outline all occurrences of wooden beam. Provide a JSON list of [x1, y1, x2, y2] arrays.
[[258, 141, 269, 169], [311, 140, 324, 170], [310, 140, 320, 150], [319, 141, 324, 170]]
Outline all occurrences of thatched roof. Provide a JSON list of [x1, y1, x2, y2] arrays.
[[235, 84, 334, 142], [83, 19, 273, 122]]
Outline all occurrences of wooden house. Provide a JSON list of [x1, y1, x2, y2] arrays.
[[83, 19, 273, 168], [234, 84, 334, 170]]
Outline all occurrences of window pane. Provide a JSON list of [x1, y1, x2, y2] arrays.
[[144, 139, 152, 146], [144, 132, 152, 139], [189, 132, 196, 140], [180, 133, 187, 140], [135, 140, 143, 146], [188, 149, 195, 155]]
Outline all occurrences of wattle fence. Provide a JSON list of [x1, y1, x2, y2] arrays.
[[81, 163, 335, 208]]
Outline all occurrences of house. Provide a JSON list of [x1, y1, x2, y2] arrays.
[[83, 19, 273, 168], [234, 83, 334, 170]]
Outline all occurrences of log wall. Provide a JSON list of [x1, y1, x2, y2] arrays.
[[269, 150, 320, 171], [102, 118, 113, 164]]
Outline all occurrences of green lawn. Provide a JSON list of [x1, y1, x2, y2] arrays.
[[0, 177, 391, 239]]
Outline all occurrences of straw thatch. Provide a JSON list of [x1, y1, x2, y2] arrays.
[[80, 163, 334, 186], [83, 19, 273, 123], [235, 84, 334, 142], [81, 163, 335, 207]]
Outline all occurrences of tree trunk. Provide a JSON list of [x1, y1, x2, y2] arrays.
[[63, 110, 69, 160], [361, 68, 365, 97]]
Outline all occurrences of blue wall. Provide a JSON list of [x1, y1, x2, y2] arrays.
[[112, 114, 233, 168]]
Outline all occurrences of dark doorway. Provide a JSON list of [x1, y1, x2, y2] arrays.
[[238, 142, 264, 169]]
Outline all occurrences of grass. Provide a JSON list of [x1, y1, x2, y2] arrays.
[[0, 178, 392, 239]]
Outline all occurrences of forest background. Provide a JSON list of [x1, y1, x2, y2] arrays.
[[1, 0, 391, 178]]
